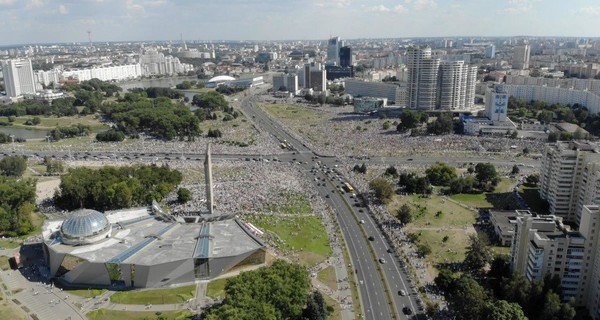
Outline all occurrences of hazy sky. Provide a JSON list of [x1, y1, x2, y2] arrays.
[[1, 0, 599, 45]]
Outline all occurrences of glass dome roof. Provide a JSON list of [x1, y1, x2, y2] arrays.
[[61, 209, 110, 239]]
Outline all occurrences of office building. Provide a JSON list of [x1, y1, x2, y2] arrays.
[[324, 65, 353, 81], [485, 45, 496, 59], [339, 46, 352, 68], [272, 73, 299, 94], [303, 63, 327, 92], [540, 141, 600, 224], [1, 59, 37, 97], [345, 79, 405, 105], [327, 37, 342, 65], [407, 46, 440, 110], [513, 44, 531, 70], [353, 97, 386, 113]]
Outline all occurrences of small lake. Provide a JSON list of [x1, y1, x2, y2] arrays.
[[0, 127, 49, 140]]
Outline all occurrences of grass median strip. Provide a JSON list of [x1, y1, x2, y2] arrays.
[[110, 285, 195, 305]]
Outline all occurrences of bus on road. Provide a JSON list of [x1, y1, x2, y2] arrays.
[[343, 182, 354, 192]]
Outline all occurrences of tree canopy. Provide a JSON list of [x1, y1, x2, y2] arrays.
[[0, 155, 27, 177], [54, 165, 182, 211], [192, 91, 229, 110], [0, 177, 36, 236], [369, 178, 394, 204], [202, 260, 313, 320], [397, 110, 428, 132], [425, 162, 457, 186]]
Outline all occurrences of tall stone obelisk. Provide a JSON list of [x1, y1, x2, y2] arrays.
[[204, 143, 214, 215]]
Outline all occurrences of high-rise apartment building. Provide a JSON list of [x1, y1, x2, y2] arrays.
[[539, 141, 600, 224], [1, 59, 37, 97], [407, 46, 476, 110], [327, 37, 342, 65], [407, 46, 440, 110], [513, 44, 531, 70], [339, 46, 352, 68], [303, 63, 326, 92], [510, 210, 595, 306]]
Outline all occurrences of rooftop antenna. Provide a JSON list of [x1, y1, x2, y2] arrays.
[[204, 143, 214, 215]]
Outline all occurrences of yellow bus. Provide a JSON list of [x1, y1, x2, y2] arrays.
[[343, 182, 354, 193]]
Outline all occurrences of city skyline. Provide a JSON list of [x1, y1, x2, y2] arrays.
[[1, 0, 600, 46]]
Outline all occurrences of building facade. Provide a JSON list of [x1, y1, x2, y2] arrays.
[[303, 63, 326, 92], [339, 46, 353, 68], [540, 141, 600, 224], [327, 37, 342, 65], [1, 59, 37, 97], [407, 46, 440, 110], [344, 79, 405, 105], [272, 73, 299, 94]]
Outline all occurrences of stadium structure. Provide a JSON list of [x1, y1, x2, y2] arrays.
[[41, 145, 266, 288]]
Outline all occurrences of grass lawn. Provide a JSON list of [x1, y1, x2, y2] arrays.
[[0, 256, 11, 270], [0, 291, 27, 320], [491, 246, 511, 257], [110, 285, 195, 305], [245, 215, 332, 266], [66, 288, 107, 298], [389, 194, 477, 229], [449, 178, 516, 209], [178, 88, 214, 93], [265, 192, 312, 214], [317, 266, 337, 292], [205, 278, 228, 298], [261, 103, 328, 127], [0, 239, 21, 249], [408, 229, 472, 265], [87, 309, 193, 320], [1, 115, 108, 132]]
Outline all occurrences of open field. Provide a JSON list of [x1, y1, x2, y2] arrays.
[[245, 215, 332, 266], [0, 256, 11, 270], [87, 309, 193, 320], [205, 278, 228, 298], [0, 115, 109, 132], [389, 194, 477, 229], [317, 266, 338, 292], [110, 285, 195, 305], [389, 193, 477, 266], [0, 290, 27, 320], [449, 178, 516, 209], [178, 88, 214, 94]]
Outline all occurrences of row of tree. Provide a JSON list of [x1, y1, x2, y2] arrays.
[[0, 177, 36, 237], [49, 124, 92, 141], [54, 165, 183, 211], [202, 260, 330, 320], [0, 98, 79, 117]]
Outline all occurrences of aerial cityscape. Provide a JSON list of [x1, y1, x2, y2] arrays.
[[2, 1, 600, 320]]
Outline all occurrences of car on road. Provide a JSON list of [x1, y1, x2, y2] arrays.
[[387, 248, 393, 253], [379, 258, 386, 264], [402, 306, 412, 315], [368, 236, 375, 241], [325, 194, 330, 198], [360, 220, 365, 224], [399, 289, 407, 296]]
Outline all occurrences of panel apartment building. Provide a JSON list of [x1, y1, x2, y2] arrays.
[[539, 141, 600, 224]]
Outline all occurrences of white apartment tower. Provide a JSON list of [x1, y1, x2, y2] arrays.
[[540, 141, 600, 224], [510, 211, 595, 307], [485, 85, 509, 122], [437, 61, 477, 110], [513, 44, 531, 70], [2, 59, 37, 97], [407, 46, 440, 110]]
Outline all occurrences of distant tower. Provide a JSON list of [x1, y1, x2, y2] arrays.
[[204, 144, 214, 215], [87, 29, 92, 48]]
